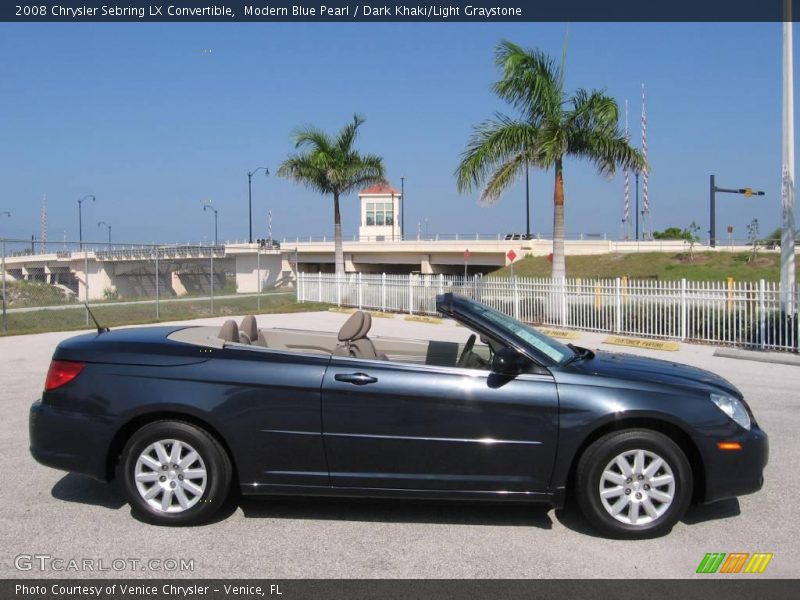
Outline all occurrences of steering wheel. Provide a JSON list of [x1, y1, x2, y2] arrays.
[[457, 334, 477, 368]]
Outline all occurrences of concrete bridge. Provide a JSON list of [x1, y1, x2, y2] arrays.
[[1, 237, 748, 301]]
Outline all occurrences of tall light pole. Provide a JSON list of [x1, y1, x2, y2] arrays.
[[97, 221, 112, 245], [525, 166, 531, 238], [400, 176, 405, 241], [781, 2, 796, 315], [247, 167, 269, 243], [77, 194, 95, 250], [202, 200, 219, 246], [1, 211, 9, 333]]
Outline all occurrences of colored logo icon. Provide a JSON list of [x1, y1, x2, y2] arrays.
[[696, 553, 773, 574]]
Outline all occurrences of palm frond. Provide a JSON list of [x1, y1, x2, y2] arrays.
[[568, 129, 647, 176], [493, 40, 561, 124], [480, 151, 529, 205], [456, 115, 539, 194]]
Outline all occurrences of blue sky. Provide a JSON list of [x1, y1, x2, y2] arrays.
[[0, 22, 796, 245]]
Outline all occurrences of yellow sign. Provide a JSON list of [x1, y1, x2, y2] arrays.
[[743, 187, 753, 197], [603, 336, 680, 351], [537, 328, 581, 340]]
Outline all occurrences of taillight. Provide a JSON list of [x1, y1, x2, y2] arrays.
[[44, 360, 85, 391]]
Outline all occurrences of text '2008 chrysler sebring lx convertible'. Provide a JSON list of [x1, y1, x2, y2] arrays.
[[30, 293, 768, 538]]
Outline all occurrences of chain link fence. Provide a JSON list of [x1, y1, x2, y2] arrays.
[[1, 238, 302, 336]]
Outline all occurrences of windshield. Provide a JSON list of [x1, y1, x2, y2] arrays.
[[463, 299, 575, 364]]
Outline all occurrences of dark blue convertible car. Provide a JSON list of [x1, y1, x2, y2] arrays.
[[29, 293, 767, 538]]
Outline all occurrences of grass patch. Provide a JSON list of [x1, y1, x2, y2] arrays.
[[1, 295, 329, 337], [494, 251, 800, 282]]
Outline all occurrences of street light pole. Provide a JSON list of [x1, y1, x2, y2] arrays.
[[247, 167, 269, 243], [77, 195, 95, 250], [203, 201, 219, 246], [1, 212, 9, 333], [400, 176, 405, 241], [98, 221, 111, 245], [525, 166, 531, 238]]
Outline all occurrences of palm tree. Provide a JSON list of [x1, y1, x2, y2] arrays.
[[278, 115, 385, 275], [456, 40, 647, 279]]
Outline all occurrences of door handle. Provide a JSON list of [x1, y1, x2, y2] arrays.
[[334, 372, 378, 385]]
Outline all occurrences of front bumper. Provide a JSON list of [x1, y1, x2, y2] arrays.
[[699, 424, 768, 503], [29, 399, 114, 481]]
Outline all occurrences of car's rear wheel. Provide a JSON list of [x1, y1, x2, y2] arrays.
[[575, 429, 692, 539], [120, 421, 232, 525]]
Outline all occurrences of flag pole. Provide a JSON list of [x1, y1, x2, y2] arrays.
[[781, 2, 796, 316]]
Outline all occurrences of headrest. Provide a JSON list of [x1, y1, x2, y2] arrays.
[[338, 311, 365, 342], [219, 320, 239, 342], [354, 311, 372, 340], [240, 315, 258, 342]]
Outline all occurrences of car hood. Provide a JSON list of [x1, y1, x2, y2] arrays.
[[566, 350, 741, 397]]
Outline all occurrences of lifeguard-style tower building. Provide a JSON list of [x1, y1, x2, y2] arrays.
[[358, 182, 401, 241]]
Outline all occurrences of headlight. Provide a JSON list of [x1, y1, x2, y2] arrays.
[[710, 393, 751, 431]]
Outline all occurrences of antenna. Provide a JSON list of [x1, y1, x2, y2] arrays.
[[84, 303, 110, 334]]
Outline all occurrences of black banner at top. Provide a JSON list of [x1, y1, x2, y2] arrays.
[[2, 0, 800, 23]]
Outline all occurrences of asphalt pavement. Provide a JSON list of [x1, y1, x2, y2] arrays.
[[0, 310, 796, 578]]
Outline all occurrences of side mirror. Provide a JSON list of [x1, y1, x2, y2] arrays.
[[491, 347, 528, 376]]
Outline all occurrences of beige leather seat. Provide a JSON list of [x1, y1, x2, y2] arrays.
[[334, 311, 385, 359]]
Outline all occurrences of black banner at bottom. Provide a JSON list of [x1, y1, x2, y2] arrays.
[[2, 580, 799, 600]]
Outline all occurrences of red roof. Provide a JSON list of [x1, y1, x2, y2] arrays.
[[360, 182, 401, 195]]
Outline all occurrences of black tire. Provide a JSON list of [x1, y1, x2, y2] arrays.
[[120, 420, 232, 526], [575, 429, 692, 539]]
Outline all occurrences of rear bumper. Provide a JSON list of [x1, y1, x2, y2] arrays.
[[29, 399, 114, 481], [700, 425, 768, 503]]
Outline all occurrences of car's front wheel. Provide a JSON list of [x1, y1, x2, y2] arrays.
[[575, 429, 692, 539], [120, 420, 232, 525]]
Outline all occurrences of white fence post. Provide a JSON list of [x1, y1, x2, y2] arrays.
[[381, 273, 386, 311], [614, 277, 622, 334], [438, 273, 444, 296], [408, 274, 414, 315], [513, 275, 520, 320], [317, 271, 322, 303], [680, 278, 687, 341], [759, 279, 766, 349], [357, 272, 363, 309], [336, 273, 341, 306], [560, 278, 568, 328]]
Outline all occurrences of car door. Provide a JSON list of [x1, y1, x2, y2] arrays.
[[321, 354, 559, 492], [209, 346, 331, 488]]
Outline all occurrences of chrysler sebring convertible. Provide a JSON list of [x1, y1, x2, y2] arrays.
[[29, 293, 767, 538]]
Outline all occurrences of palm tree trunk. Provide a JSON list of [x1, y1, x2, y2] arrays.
[[333, 191, 345, 275], [551, 159, 566, 280]]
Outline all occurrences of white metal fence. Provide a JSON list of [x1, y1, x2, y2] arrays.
[[296, 272, 800, 352]]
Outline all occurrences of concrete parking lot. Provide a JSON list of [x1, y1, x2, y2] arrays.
[[0, 310, 796, 578]]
